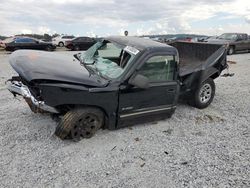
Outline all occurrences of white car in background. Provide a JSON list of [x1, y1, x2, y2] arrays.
[[52, 35, 75, 47], [0, 37, 16, 48]]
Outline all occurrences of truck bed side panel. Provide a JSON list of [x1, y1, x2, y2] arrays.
[[170, 42, 226, 76]]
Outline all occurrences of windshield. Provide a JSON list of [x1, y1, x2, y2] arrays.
[[79, 41, 138, 79], [218, 33, 237, 40]]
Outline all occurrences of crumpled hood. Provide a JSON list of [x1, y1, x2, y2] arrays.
[[9, 50, 108, 87]]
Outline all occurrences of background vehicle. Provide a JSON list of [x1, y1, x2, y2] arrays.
[[165, 36, 193, 44], [52, 35, 75, 47], [190, 36, 210, 42], [5, 37, 56, 52], [206, 33, 250, 55], [65, 37, 96, 51], [0, 37, 16, 48], [7, 36, 227, 141], [203, 36, 218, 42]]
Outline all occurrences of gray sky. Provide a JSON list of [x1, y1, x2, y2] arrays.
[[0, 0, 249, 36]]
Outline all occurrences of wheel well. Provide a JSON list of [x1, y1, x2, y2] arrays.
[[210, 72, 220, 79], [188, 75, 216, 95]]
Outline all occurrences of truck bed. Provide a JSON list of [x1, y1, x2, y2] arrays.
[[169, 42, 227, 77]]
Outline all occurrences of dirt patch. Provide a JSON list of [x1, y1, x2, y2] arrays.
[[195, 114, 225, 124], [227, 60, 237, 64], [163, 128, 173, 135]]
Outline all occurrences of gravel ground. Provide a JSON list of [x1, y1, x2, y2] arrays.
[[0, 50, 249, 188]]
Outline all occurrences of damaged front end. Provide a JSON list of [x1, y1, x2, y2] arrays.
[[6, 77, 59, 114]]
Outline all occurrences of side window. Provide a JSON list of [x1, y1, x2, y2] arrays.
[[84, 37, 90, 42], [63, 36, 75, 39], [243, 34, 247, 40], [15, 38, 24, 43], [138, 55, 176, 82], [85, 37, 94, 42], [77, 37, 84, 42], [25, 38, 35, 43], [237, 35, 243, 41], [15, 38, 34, 43]]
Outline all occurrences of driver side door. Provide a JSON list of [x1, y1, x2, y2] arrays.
[[23, 38, 39, 50], [117, 54, 179, 128], [235, 34, 245, 51]]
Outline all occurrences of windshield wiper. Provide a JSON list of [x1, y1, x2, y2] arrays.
[[74, 53, 109, 80], [74, 53, 95, 75]]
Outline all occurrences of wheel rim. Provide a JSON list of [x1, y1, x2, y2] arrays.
[[47, 46, 52, 51], [70, 114, 100, 141], [59, 42, 64, 47], [229, 48, 233, 55], [199, 83, 212, 104]]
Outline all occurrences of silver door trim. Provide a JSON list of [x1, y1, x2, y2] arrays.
[[120, 106, 176, 118]]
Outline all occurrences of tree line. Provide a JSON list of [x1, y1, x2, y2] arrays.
[[0, 33, 61, 41]]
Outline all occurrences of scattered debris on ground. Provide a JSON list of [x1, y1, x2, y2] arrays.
[[227, 60, 237, 64]]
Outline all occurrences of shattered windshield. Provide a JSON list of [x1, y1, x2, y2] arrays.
[[79, 41, 138, 79], [218, 33, 237, 40]]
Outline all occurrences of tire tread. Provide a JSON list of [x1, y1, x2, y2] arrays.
[[188, 78, 215, 109], [55, 107, 104, 140]]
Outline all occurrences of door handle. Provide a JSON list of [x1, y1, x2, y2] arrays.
[[167, 88, 175, 92]]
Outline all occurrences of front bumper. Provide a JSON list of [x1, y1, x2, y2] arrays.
[[6, 80, 59, 114]]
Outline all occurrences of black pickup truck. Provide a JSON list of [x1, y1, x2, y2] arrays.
[[7, 36, 227, 141], [206, 33, 250, 55]]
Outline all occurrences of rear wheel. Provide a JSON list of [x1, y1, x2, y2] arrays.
[[58, 42, 64, 47], [13, 47, 20, 51], [227, 46, 235, 55], [188, 78, 215, 109], [55, 107, 104, 141], [74, 46, 80, 51], [46, 45, 53, 51]]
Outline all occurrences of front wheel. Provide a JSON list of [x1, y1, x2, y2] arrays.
[[55, 107, 104, 141], [13, 47, 20, 51], [58, 42, 64, 47], [227, 46, 235, 55], [188, 78, 215, 109]]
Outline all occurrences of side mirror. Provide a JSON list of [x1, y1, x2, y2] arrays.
[[128, 74, 149, 89]]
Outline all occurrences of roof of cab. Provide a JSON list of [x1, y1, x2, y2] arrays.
[[105, 36, 177, 53]]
